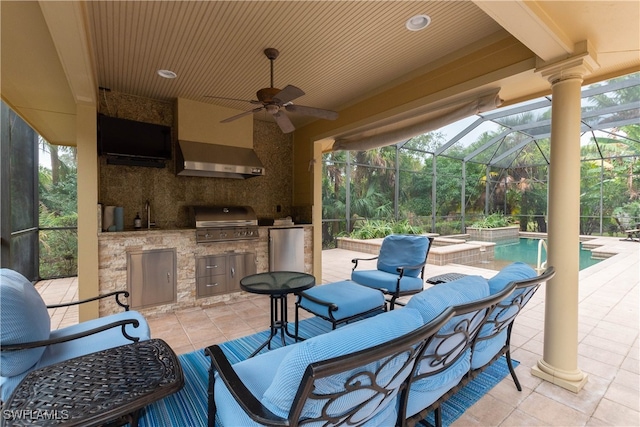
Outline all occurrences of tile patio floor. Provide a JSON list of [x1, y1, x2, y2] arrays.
[[35, 236, 639, 426]]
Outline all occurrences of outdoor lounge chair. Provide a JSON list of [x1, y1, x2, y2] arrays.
[[614, 216, 640, 242], [351, 234, 433, 309], [0, 268, 151, 401]]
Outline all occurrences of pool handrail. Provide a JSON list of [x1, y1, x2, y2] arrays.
[[537, 238, 548, 272]]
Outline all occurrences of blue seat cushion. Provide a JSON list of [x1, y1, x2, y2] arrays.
[[472, 329, 508, 369], [487, 262, 536, 294], [377, 234, 431, 277], [261, 308, 424, 421], [472, 262, 537, 370], [215, 343, 401, 427], [39, 310, 151, 366], [215, 345, 294, 427], [0, 310, 150, 401], [404, 275, 490, 418], [0, 269, 51, 377], [352, 270, 424, 293], [298, 281, 385, 321], [405, 351, 471, 417]]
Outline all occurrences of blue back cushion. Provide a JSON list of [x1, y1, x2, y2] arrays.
[[488, 262, 536, 294], [377, 235, 430, 277], [406, 275, 490, 324], [261, 308, 424, 418], [404, 275, 489, 416], [0, 269, 51, 376]]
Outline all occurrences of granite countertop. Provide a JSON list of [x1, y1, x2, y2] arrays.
[[98, 223, 312, 236]]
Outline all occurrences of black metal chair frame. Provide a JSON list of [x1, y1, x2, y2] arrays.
[[0, 291, 141, 352], [351, 236, 435, 310], [400, 280, 517, 427], [205, 307, 455, 427], [614, 217, 640, 242], [294, 288, 387, 334], [470, 267, 555, 390], [401, 267, 556, 427]]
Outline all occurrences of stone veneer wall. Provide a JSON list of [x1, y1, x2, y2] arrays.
[[466, 226, 520, 243], [336, 236, 495, 267], [98, 90, 311, 230], [98, 225, 313, 317]]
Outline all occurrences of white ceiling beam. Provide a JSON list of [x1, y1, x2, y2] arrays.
[[473, 0, 574, 62], [38, 1, 97, 106]]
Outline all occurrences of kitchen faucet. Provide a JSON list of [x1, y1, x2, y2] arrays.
[[145, 200, 153, 229]]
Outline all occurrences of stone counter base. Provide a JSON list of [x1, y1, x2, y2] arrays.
[[98, 226, 313, 317]]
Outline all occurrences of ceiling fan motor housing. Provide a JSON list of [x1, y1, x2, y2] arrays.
[[264, 48, 279, 60], [216, 47, 338, 132], [257, 87, 281, 104]]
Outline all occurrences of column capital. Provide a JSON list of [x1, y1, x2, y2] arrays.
[[535, 40, 600, 84]]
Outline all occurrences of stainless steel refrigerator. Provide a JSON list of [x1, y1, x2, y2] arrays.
[[269, 227, 305, 272]]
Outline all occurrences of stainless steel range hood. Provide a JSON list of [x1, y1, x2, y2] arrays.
[[176, 140, 265, 179]]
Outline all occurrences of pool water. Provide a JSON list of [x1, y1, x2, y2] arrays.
[[492, 238, 600, 271]]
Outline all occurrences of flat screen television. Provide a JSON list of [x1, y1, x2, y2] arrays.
[[98, 114, 172, 160]]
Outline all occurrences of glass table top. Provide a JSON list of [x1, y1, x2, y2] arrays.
[[240, 271, 315, 295]]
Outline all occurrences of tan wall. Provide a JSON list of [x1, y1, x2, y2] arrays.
[[97, 91, 311, 228]]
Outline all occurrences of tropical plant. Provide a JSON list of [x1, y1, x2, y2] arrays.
[[470, 212, 515, 228], [39, 139, 78, 278], [349, 219, 423, 239]]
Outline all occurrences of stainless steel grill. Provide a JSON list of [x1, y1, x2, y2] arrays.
[[193, 206, 259, 243]]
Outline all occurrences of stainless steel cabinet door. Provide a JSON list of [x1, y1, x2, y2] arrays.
[[195, 255, 227, 279], [228, 252, 257, 291], [269, 227, 305, 272], [127, 248, 177, 309], [196, 255, 229, 297]]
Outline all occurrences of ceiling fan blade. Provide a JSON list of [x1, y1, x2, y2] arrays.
[[220, 107, 264, 123], [272, 111, 295, 133], [273, 85, 305, 104], [205, 95, 262, 105], [285, 104, 339, 120]]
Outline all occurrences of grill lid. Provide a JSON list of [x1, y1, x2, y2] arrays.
[[193, 206, 257, 228]]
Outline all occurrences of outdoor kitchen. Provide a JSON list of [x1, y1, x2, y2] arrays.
[[96, 90, 314, 317]]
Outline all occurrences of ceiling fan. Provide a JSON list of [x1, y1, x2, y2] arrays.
[[207, 48, 338, 133]]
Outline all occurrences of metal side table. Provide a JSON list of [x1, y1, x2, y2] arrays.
[[2, 339, 184, 427], [240, 271, 315, 357]]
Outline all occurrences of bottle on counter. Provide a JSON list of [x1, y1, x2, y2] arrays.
[[134, 213, 142, 229]]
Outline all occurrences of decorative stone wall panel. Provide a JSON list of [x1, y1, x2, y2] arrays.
[[98, 226, 313, 317]]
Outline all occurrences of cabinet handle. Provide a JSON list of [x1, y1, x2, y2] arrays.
[[206, 283, 219, 287], [206, 265, 218, 269], [231, 267, 235, 277], [167, 272, 170, 282]]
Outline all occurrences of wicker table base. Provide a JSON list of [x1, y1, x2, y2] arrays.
[[2, 339, 184, 427]]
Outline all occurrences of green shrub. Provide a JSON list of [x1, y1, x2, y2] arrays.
[[470, 212, 515, 228], [350, 219, 423, 239]]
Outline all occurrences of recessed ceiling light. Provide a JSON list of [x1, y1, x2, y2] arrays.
[[157, 69, 177, 79], [406, 14, 431, 31]]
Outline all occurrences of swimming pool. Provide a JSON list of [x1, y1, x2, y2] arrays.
[[492, 238, 601, 271]]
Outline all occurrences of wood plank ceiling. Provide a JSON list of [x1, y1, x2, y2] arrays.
[[86, 1, 501, 123]]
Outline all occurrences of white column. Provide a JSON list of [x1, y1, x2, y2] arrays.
[[531, 43, 598, 393]]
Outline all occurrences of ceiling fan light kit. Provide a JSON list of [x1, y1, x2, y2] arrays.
[[210, 48, 338, 133]]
